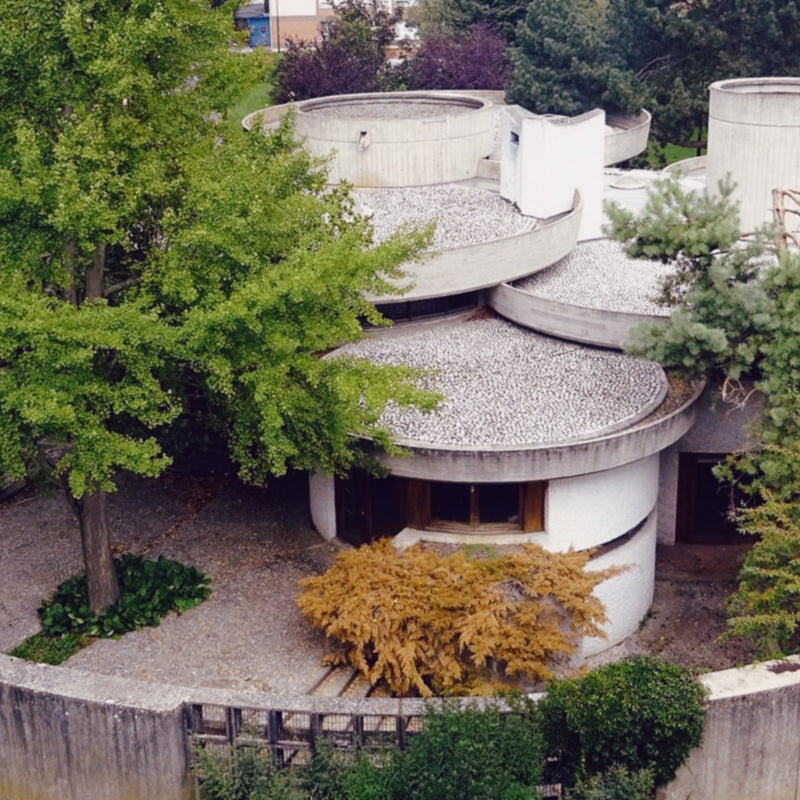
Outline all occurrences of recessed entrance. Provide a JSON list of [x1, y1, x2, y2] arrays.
[[676, 453, 748, 544]]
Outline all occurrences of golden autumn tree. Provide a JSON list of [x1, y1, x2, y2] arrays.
[[298, 540, 623, 696]]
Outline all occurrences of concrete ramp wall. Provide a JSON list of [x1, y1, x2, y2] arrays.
[[660, 657, 800, 800], [0, 655, 191, 800]]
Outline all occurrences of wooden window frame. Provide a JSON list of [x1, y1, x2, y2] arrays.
[[408, 480, 546, 534]]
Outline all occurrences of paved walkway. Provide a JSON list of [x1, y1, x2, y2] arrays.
[[0, 471, 338, 696], [0, 471, 754, 696]]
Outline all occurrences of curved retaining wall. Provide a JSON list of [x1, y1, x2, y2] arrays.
[[661, 657, 800, 800], [581, 512, 657, 656], [0, 654, 191, 800], [662, 154, 708, 180], [707, 77, 800, 232], [488, 280, 667, 349], [292, 91, 495, 187], [3, 651, 800, 800], [367, 195, 582, 303], [603, 110, 652, 166]]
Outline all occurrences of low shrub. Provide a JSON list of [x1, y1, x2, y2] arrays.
[[194, 702, 546, 800], [9, 554, 210, 664], [565, 765, 655, 800], [390, 700, 545, 800], [195, 745, 293, 800], [540, 656, 705, 787], [297, 539, 621, 696]]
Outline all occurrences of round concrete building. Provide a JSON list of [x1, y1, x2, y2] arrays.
[[707, 77, 800, 232]]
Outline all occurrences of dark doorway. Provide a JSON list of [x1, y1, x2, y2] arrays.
[[335, 470, 407, 547], [676, 453, 745, 544]]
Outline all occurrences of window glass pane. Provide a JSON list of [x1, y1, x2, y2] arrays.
[[431, 482, 471, 524], [479, 483, 520, 525]]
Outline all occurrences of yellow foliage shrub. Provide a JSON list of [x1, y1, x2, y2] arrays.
[[297, 540, 623, 697]]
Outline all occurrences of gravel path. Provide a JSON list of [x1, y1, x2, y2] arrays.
[[0, 471, 337, 695], [0, 473, 754, 692]]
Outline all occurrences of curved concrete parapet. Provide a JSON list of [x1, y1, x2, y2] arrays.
[[242, 102, 294, 133], [603, 110, 652, 166], [662, 154, 708, 180], [488, 280, 667, 349], [707, 77, 800, 232], [4, 647, 800, 800], [292, 91, 495, 187], [663, 656, 800, 800], [376, 378, 702, 483], [367, 195, 582, 303], [0, 654, 192, 800]]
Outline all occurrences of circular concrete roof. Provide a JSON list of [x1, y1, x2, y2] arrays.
[[515, 239, 673, 316], [300, 99, 479, 120], [354, 185, 536, 251], [336, 316, 667, 447]]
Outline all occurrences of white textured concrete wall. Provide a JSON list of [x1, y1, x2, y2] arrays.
[[513, 110, 605, 241], [581, 513, 657, 656], [309, 471, 336, 541], [707, 77, 800, 233], [0, 656, 191, 800], [603, 110, 652, 166], [662, 658, 800, 800], [546, 454, 659, 551], [293, 93, 494, 187]]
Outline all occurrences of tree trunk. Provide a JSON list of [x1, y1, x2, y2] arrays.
[[85, 242, 106, 301], [76, 488, 120, 614]]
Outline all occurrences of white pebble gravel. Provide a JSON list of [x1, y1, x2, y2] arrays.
[[335, 317, 666, 447], [517, 239, 674, 316], [303, 100, 476, 120], [353, 185, 536, 250]]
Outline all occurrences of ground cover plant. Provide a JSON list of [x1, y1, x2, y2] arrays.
[[9, 554, 210, 665], [297, 539, 621, 696]]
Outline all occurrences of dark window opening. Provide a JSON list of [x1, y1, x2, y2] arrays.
[[374, 292, 480, 324], [676, 453, 752, 545], [427, 480, 544, 533]]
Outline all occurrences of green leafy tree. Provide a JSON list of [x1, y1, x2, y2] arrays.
[[0, 0, 257, 612], [0, 0, 434, 616], [143, 123, 436, 484]]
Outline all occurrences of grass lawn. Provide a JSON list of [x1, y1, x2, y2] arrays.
[[225, 79, 275, 133]]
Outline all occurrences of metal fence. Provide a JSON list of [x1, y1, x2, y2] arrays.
[[187, 699, 562, 798]]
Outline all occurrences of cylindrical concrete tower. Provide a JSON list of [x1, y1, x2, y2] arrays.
[[707, 77, 800, 233]]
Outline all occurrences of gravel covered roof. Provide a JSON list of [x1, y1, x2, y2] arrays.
[[353, 185, 536, 251], [516, 239, 674, 316], [302, 100, 477, 120], [336, 316, 667, 447]]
